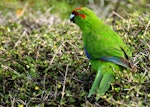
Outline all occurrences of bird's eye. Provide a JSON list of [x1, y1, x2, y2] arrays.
[[70, 10, 86, 21], [72, 11, 78, 15]]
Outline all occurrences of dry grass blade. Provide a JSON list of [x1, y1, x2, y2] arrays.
[[61, 64, 69, 100]]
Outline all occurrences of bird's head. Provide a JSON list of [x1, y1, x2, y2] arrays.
[[70, 7, 98, 30], [70, 7, 87, 23]]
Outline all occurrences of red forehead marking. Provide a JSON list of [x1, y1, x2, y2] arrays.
[[74, 7, 83, 11], [72, 7, 86, 19]]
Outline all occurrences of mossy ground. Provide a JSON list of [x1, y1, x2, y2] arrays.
[[0, 0, 150, 106]]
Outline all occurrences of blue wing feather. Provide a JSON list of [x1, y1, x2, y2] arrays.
[[84, 47, 129, 68], [100, 56, 129, 68], [84, 47, 91, 59]]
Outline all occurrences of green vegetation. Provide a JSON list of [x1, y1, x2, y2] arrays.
[[0, 0, 150, 106]]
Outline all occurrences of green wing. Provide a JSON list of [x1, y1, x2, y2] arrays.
[[84, 29, 132, 60]]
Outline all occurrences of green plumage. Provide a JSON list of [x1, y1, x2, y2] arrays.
[[70, 7, 132, 100]]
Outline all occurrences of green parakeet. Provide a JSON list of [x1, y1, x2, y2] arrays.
[[70, 7, 134, 100]]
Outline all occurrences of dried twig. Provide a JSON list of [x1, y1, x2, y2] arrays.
[[112, 11, 125, 21], [61, 64, 69, 100], [14, 30, 27, 48], [144, 20, 150, 36]]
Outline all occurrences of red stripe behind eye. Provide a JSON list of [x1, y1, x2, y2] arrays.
[[72, 10, 86, 19], [78, 14, 86, 19]]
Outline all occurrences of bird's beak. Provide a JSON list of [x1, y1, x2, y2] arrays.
[[70, 13, 75, 22]]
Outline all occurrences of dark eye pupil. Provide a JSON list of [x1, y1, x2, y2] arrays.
[[72, 11, 75, 14], [72, 11, 78, 15]]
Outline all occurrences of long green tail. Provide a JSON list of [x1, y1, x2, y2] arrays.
[[87, 70, 103, 98], [87, 63, 116, 100], [96, 71, 115, 100]]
